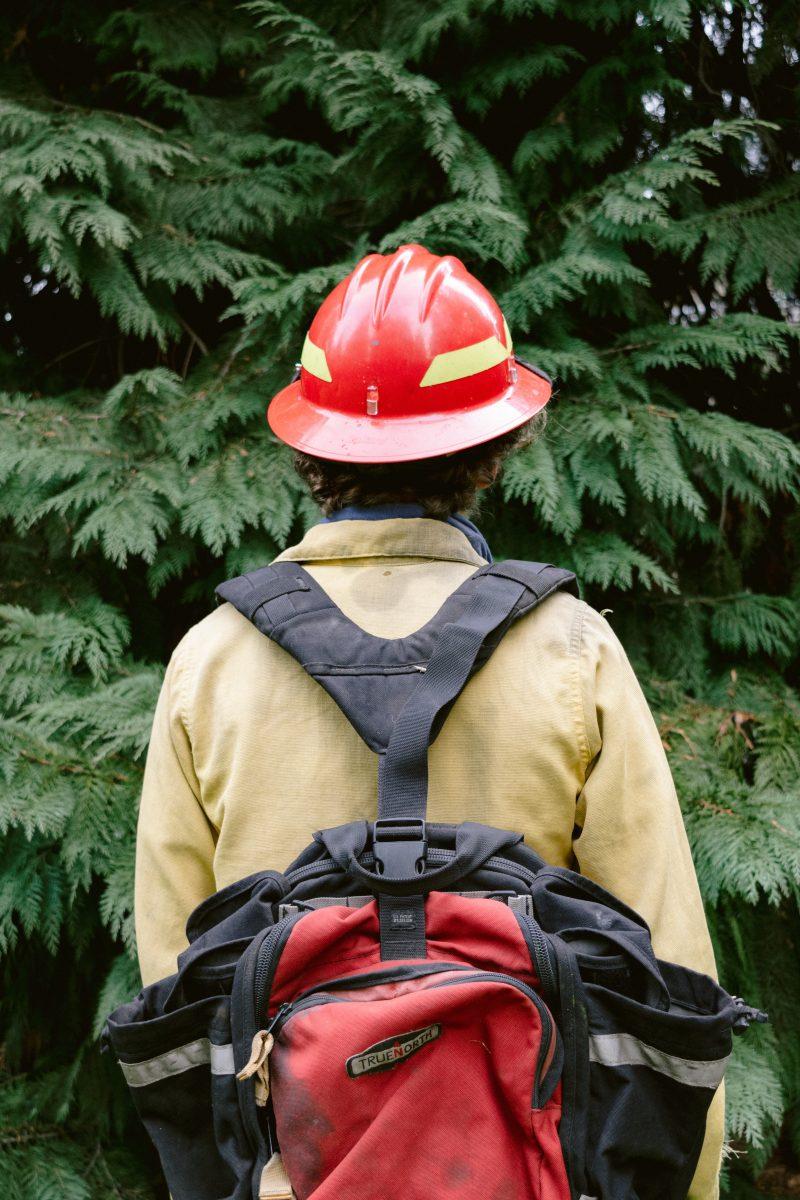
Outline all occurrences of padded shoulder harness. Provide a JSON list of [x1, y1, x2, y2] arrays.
[[216, 559, 578, 757], [218, 557, 578, 950]]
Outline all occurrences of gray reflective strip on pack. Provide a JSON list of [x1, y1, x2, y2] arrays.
[[119, 1039, 235, 1087], [589, 1032, 729, 1089]]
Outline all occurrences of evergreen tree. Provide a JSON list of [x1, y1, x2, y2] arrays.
[[0, 2, 798, 1195]]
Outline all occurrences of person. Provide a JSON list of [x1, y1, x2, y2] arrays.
[[134, 244, 723, 1198]]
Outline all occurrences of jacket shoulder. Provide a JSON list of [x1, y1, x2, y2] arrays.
[[520, 584, 590, 628], [170, 601, 269, 674], [510, 585, 616, 660]]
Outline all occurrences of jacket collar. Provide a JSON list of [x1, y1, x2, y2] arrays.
[[321, 503, 492, 562], [274, 516, 487, 567]]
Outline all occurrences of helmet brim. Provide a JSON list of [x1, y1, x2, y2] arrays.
[[267, 362, 552, 464]]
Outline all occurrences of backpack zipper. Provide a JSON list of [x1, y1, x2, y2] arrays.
[[253, 913, 304, 1008], [259, 961, 475, 1043], [242, 962, 476, 1112], [233, 912, 306, 1155], [518, 912, 557, 999], [426, 971, 557, 1108], [265, 968, 557, 1109], [263, 960, 474, 1016], [310, 663, 428, 677]]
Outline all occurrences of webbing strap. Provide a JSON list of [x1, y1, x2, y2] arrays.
[[216, 564, 312, 627], [242, 575, 309, 621], [378, 566, 535, 821], [239, 572, 310, 623], [259, 1153, 296, 1200], [276, 891, 533, 919], [378, 894, 426, 960]]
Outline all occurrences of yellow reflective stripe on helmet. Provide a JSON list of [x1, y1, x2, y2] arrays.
[[420, 333, 510, 388], [503, 315, 513, 353], [300, 334, 332, 383]]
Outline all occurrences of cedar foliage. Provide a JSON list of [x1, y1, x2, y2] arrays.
[[0, 1, 798, 1195]]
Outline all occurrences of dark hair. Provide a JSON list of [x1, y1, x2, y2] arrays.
[[293, 410, 547, 518]]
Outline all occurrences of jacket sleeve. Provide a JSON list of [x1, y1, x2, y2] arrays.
[[572, 604, 724, 1200], [134, 646, 217, 988]]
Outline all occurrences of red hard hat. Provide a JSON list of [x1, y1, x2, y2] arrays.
[[267, 244, 552, 463]]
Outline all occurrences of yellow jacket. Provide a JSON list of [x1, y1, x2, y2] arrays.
[[135, 516, 723, 1198]]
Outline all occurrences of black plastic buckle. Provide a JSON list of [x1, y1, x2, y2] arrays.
[[372, 818, 427, 879]]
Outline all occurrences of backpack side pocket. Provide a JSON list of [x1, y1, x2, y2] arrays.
[[107, 994, 254, 1200], [582, 965, 735, 1200]]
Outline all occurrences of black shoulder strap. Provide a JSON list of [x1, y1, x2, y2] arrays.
[[217, 561, 442, 751], [216, 557, 577, 819], [215, 562, 313, 630], [377, 562, 572, 821]]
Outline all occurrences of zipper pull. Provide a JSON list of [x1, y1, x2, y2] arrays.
[[237, 1029, 275, 1106], [264, 1001, 293, 1038]]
